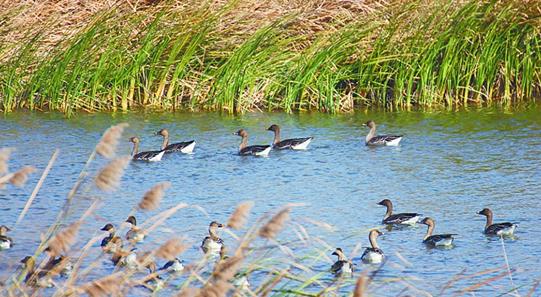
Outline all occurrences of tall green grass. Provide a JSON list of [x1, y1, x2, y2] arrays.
[[0, 0, 539, 114]]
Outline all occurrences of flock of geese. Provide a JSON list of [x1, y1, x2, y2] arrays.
[[0, 120, 519, 290], [128, 120, 403, 161]]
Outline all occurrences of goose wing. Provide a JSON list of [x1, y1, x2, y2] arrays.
[[368, 135, 402, 146], [239, 145, 271, 155], [425, 234, 456, 243], [486, 222, 515, 234], [165, 141, 196, 152], [275, 137, 313, 149], [133, 150, 163, 161], [383, 213, 420, 224]]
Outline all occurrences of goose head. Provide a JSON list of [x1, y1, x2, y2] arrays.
[[267, 124, 280, 132], [0, 225, 10, 235], [101, 223, 114, 232], [126, 216, 137, 226], [420, 217, 435, 226], [377, 199, 392, 208], [234, 129, 248, 137], [157, 129, 169, 137], [362, 120, 376, 129], [129, 137, 140, 144], [477, 208, 492, 217]]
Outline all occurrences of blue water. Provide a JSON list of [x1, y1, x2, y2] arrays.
[[1, 108, 540, 296]]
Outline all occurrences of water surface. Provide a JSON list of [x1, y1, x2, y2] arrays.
[[1, 108, 540, 296]]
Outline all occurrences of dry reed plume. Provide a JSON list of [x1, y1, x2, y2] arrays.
[[94, 156, 131, 191], [0, 148, 13, 175], [138, 181, 171, 211], [155, 238, 186, 261], [259, 208, 290, 239], [227, 201, 253, 230], [46, 221, 81, 257], [353, 274, 368, 297], [95, 123, 129, 159], [82, 273, 125, 297], [9, 166, 36, 187]]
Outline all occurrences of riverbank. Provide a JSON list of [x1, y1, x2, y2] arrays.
[[1, 0, 540, 115]]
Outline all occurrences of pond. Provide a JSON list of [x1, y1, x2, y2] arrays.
[[1, 107, 540, 296]]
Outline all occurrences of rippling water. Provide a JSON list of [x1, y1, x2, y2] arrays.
[[1, 107, 540, 296]]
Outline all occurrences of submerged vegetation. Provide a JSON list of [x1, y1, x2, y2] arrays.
[[0, 0, 540, 114]]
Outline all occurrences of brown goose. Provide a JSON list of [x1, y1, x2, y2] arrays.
[[234, 129, 271, 157], [157, 128, 196, 154], [478, 208, 517, 236], [361, 229, 384, 264], [330, 248, 353, 275], [362, 120, 403, 146], [267, 124, 313, 150], [201, 221, 224, 254], [129, 137, 165, 162], [378, 199, 421, 225], [420, 217, 456, 246]]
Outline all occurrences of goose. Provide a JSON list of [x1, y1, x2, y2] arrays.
[[330, 248, 353, 275], [201, 221, 224, 254], [420, 217, 456, 247], [157, 128, 196, 154], [125, 216, 145, 243], [478, 208, 517, 236], [129, 137, 165, 162], [234, 129, 271, 157], [160, 258, 184, 273], [361, 230, 384, 264], [232, 272, 250, 292], [112, 247, 138, 269], [267, 124, 313, 150], [20, 256, 54, 288], [142, 262, 165, 292], [378, 199, 421, 225], [362, 120, 402, 146], [100, 223, 115, 250], [0, 225, 12, 250], [44, 254, 73, 277]]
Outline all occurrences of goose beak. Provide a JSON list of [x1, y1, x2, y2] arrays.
[[331, 251, 337, 256], [362, 123, 367, 126], [218, 223, 224, 228]]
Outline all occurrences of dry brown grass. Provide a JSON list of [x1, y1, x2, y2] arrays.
[[46, 221, 81, 257]]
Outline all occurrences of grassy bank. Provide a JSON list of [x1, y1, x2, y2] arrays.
[[0, 0, 540, 115]]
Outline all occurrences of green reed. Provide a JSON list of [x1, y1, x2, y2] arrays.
[[0, 0, 539, 114]]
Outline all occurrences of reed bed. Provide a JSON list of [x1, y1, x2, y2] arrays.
[[0, 124, 539, 296], [0, 0, 539, 114]]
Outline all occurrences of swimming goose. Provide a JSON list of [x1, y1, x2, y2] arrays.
[[362, 120, 403, 146], [478, 208, 517, 236], [129, 137, 165, 162], [330, 248, 353, 275], [112, 247, 138, 269], [100, 223, 115, 250], [361, 230, 384, 264], [44, 254, 73, 277], [160, 258, 184, 273], [201, 221, 224, 254], [234, 129, 271, 157], [20, 256, 54, 288], [125, 216, 145, 243], [157, 129, 196, 154], [0, 225, 13, 250], [378, 199, 421, 225], [142, 262, 165, 292], [267, 124, 313, 150], [420, 217, 456, 247]]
